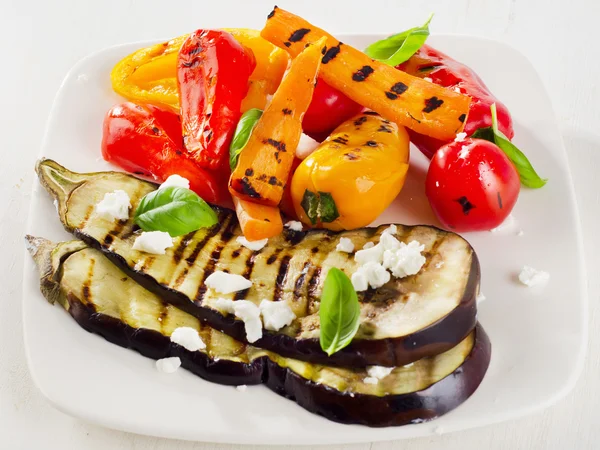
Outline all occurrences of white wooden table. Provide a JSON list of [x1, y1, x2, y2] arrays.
[[2, 0, 598, 448]]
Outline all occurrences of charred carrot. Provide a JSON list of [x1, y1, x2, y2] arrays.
[[229, 36, 326, 206], [233, 197, 283, 240], [261, 7, 471, 141]]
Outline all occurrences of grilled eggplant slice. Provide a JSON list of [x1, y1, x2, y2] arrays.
[[27, 236, 491, 427], [36, 159, 479, 368]]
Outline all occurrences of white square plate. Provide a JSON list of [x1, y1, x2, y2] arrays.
[[23, 34, 587, 445]]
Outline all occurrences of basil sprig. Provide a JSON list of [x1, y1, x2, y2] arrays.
[[364, 14, 433, 66], [319, 268, 360, 356], [134, 187, 218, 237], [230, 108, 263, 170], [301, 189, 340, 224], [471, 104, 547, 188]]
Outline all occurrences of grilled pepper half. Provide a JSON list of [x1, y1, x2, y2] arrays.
[[291, 112, 410, 231], [398, 44, 514, 158]]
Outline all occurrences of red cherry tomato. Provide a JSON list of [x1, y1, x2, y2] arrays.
[[302, 79, 363, 142], [426, 138, 520, 231]]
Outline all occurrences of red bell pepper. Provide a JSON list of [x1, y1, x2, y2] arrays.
[[101, 102, 229, 204], [397, 44, 514, 158], [178, 30, 256, 171], [302, 79, 363, 142]]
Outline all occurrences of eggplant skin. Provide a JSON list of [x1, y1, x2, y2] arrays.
[[265, 324, 491, 427]]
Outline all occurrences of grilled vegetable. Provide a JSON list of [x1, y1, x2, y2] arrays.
[[229, 37, 325, 207], [36, 160, 480, 368], [291, 111, 410, 230], [233, 196, 283, 241], [27, 236, 491, 427], [261, 7, 471, 141]]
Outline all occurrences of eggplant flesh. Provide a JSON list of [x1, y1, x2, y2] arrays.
[[27, 236, 491, 427], [36, 159, 480, 368]]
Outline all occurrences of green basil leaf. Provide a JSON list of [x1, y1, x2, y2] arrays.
[[473, 104, 547, 189], [230, 108, 263, 170], [364, 14, 433, 66], [318, 192, 340, 223], [300, 189, 319, 225], [134, 187, 218, 237], [319, 268, 360, 356]]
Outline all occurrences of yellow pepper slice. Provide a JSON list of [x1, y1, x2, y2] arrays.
[[110, 29, 288, 112], [291, 112, 410, 231]]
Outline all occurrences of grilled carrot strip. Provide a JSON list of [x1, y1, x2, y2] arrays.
[[261, 7, 471, 141], [229, 37, 326, 206], [233, 197, 283, 241]]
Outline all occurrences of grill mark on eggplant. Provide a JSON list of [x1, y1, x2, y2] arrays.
[[81, 258, 95, 303], [80, 205, 94, 227], [234, 253, 257, 300], [102, 220, 127, 248], [157, 301, 169, 330], [173, 267, 189, 290], [293, 262, 311, 299], [266, 249, 282, 265], [138, 256, 155, 273], [420, 235, 445, 272], [273, 255, 292, 301], [307, 267, 322, 300], [173, 231, 196, 264], [185, 213, 229, 266]]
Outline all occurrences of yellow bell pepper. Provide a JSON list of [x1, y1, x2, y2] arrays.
[[291, 112, 410, 231], [110, 29, 289, 112]]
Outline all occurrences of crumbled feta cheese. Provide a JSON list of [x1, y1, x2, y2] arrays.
[[160, 174, 190, 190], [518, 266, 550, 287], [285, 220, 303, 232], [236, 385, 247, 392], [351, 270, 369, 292], [214, 298, 235, 314], [296, 133, 320, 160], [205, 271, 252, 294], [362, 242, 375, 249], [423, 77, 433, 82], [382, 240, 426, 278], [366, 365, 394, 380], [490, 214, 518, 234], [477, 292, 486, 303], [95, 190, 131, 221], [353, 262, 390, 291], [382, 224, 398, 235], [354, 243, 384, 265], [156, 357, 181, 373], [231, 300, 262, 343], [132, 231, 174, 254], [336, 237, 355, 253], [454, 132, 467, 142], [259, 299, 296, 331], [453, 86, 462, 93], [380, 232, 401, 251], [236, 236, 268, 251], [364, 377, 379, 385], [170, 327, 205, 351]]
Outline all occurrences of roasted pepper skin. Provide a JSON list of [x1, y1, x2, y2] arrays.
[[291, 112, 410, 231], [398, 45, 514, 159], [101, 102, 229, 204], [178, 30, 256, 171]]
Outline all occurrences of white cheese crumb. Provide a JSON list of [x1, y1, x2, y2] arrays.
[[351, 270, 369, 292], [423, 77, 433, 82], [477, 292, 486, 303], [236, 236, 268, 251], [454, 86, 462, 93], [354, 243, 384, 265], [366, 366, 394, 380], [362, 242, 375, 249], [236, 385, 247, 392], [519, 266, 550, 287], [214, 298, 235, 314], [296, 133, 320, 160], [132, 231, 174, 255], [95, 190, 131, 221], [364, 377, 379, 385], [381, 224, 398, 235], [382, 241, 426, 278], [156, 357, 181, 373], [159, 174, 190, 190], [336, 237, 355, 253], [454, 132, 467, 142], [259, 299, 296, 331], [231, 300, 262, 343], [353, 262, 390, 291], [170, 327, 206, 352], [205, 271, 252, 294], [490, 214, 519, 235], [285, 220, 303, 232]]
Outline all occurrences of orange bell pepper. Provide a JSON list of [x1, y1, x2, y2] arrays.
[[261, 7, 471, 141], [229, 37, 326, 207], [110, 29, 288, 113], [291, 111, 410, 230], [233, 197, 283, 241]]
